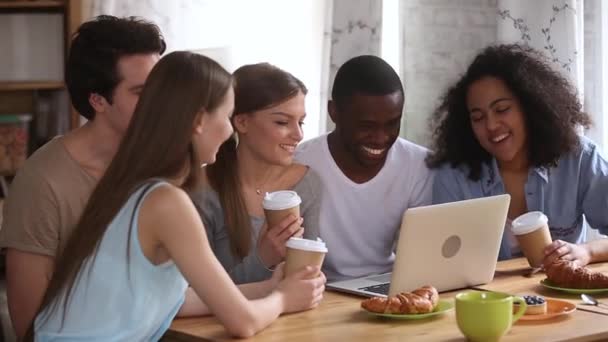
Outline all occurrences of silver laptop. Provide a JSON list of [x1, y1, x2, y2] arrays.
[[327, 194, 510, 297]]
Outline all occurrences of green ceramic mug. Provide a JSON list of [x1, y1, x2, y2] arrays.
[[455, 291, 526, 342]]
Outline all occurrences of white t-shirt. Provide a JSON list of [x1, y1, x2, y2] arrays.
[[295, 134, 434, 281]]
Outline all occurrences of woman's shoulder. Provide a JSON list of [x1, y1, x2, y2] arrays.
[[138, 182, 197, 226], [433, 162, 487, 195], [291, 163, 319, 184], [546, 136, 608, 189], [577, 135, 600, 155], [434, 162, 471, 181], [291, 164, 322, 196], [143, 182, 191, 207], [189, 182, 222, 214], [557, 135, 602, 165]]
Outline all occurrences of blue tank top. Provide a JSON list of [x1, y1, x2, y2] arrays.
[[35, 181, 188, 341]]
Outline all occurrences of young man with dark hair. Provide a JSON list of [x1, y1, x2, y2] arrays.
[[296, 55, 433, 281], [0, 15, 165, 338]]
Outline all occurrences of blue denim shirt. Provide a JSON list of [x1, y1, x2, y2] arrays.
[[433, 136, 608, 261]]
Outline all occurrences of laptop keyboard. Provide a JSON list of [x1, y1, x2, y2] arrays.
[[366, 273, 392, 283], [359, 283, 390, 295]]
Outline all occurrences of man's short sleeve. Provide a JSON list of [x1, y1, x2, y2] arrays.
[[0, 165, 60, 257]]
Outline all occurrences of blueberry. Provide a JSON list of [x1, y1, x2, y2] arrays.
[[523, 295, 544, 305]]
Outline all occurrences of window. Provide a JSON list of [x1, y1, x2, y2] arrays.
[[381, 0, 400, 75]]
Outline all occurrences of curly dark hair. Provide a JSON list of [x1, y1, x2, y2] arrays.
[[425, 44, 591, 181]]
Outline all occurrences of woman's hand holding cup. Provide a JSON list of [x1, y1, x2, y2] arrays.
[[268, 262, 286, 289], [258, 190, 304, 268], [276, 266, 326, 313], [257, 215, 304, 268]]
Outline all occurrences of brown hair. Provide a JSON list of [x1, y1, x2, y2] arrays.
[[29, 51, 232, 337], [67, 15, 166, 120], [206, 63, 307, 259]]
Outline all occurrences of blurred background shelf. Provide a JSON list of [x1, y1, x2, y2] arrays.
[[0, 0, 82, 172], [0, 81, 64, 91], [0, 0, 65, 12]]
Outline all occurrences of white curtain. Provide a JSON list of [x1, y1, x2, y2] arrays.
[[398, 0, 586, 146], [83, 0, 235, 52], [583, 0, 608, 152], [322, 0, 383, 132], [494, 1, 608, 154], [398, 1, 498, 145], [82, 0, 330, 140], [497, 0, 583, 103]]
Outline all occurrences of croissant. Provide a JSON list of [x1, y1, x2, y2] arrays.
[[545, 260, 608, 289], [361, 285, 439, 314]]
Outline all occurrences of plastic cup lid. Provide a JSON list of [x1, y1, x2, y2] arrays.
[[285, 237, 328, 253], [511, 211, 549, 235], [262, 190, 301, 210]]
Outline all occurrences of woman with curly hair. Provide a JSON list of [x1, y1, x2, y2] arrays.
[[426, 44, 608, 266]]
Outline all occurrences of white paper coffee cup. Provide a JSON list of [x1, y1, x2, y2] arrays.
[[285, 237, 328, 253], [511, 212, 552, 267], [263, 191, 302, 228], [262, 191, 302, 210], [284, 237, 327, 278]]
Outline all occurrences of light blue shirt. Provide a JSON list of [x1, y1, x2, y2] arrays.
[[35, 181, 188, 341], [433, 136, 608, 260]]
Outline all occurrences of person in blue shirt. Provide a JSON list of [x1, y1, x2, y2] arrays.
[[426, 44, 608, 267]]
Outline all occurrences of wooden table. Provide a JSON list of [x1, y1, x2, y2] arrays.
[[165, 258, 608, 341]]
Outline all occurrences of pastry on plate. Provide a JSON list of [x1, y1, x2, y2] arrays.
[[361, 285, 439, 314], [545, 260, 608, 289]]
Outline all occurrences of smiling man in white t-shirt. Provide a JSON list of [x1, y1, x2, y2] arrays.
[[295, 55, 433, 281]]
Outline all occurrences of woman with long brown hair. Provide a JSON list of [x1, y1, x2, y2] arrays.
[[31, 52, 325, 340], [193, 63, 323, 283]]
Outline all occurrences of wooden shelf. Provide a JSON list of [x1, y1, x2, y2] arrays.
[[1, 0, 81, 131], [0, 0, 65, 13], [0, 81, 64, 91], [0, 0, 64, 8]]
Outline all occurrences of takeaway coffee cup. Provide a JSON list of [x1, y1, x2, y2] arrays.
[[511, 211, 552, 268], [284, 237, 328, 278], [262, 190, 302, 228]]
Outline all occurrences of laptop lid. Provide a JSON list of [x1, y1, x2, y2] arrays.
[[326, 194, 510, 297], [388, 194, 510, 296]]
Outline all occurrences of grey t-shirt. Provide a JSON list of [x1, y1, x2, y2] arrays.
[[191, 168, 323, 284]]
